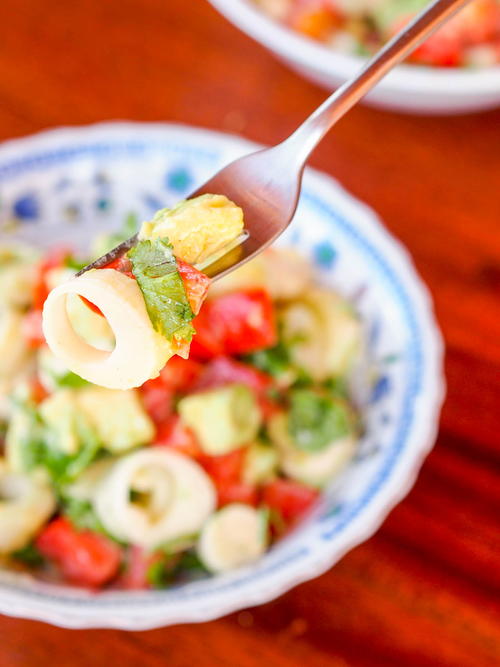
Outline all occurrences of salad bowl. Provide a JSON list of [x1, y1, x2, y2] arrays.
[[208, 0, 500, 114], [0, 122, 444, 629]]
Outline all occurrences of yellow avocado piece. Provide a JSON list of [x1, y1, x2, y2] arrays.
[[139, 194, 244, 265]]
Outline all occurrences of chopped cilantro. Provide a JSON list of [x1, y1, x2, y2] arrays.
[[244, 339, 291, 378], [128, 238, 195, 341], [288, 389, 351, 452], [10, 399, 100, 487], [12, 543, 45, 567], [62, 497, 123, 543]]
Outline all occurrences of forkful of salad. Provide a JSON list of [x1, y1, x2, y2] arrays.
[[76, 0, 472, 282], [43, 0, 472, 390]]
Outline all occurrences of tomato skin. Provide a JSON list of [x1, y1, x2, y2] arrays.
[[103, 255, 134, 278], [21, 309, 45, 348], [159, 356, 204, 394], [191, 289, 277, 359], [32, 247, 72, 310], [177, 260, 211, 315], [217, 482, 259, 508], [119, 546, 161, 590], [189, 307, 224, 360], [200, 447, 258, 507], [194, 356, 272, 393], [262, 479, 319, 523], [139, 377, 174, 425], [36, 517, 121, 588], [200, 447, 247, 484], [287, 1, 341, 40], [154, 415, 202, 458]]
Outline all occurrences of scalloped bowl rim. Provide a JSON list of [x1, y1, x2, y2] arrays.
[[208, 0, 500, 94], [0, 122, 445, 629]]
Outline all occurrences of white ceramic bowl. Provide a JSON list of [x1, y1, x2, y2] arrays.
[[209, 0, 500, 114], [0, 122, 444, 628]]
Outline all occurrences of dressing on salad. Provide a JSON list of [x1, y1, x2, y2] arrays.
[[0, 202, 364, 589]]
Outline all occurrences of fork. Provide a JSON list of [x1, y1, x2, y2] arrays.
[[78, 0, 471, 280]]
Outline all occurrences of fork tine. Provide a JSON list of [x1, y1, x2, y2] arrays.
[[75, 233, 139, 276]]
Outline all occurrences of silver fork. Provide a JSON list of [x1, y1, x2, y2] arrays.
[[78, 0, 470, 280]]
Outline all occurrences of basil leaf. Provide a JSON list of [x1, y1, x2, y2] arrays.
[[288, 389, 351, 452], [11, 543, 45, 567], [128, 238, 195, 340]]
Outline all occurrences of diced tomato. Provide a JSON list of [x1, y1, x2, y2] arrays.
[[288, 1, 341, 40], [189, 306, 225, 360], [153, 415, 202, 459], [21, 309, 45, 348], [177, 260, 211, 315], [79, 296, 104, 317], [200, 447, 247, 485], [102, 255, 134, 279], [30, 376, 49, 404], [217, 482, 259, 508], [139, 376, 174, 425], [119, 546, 162, 590], [36, 517, 121, 588], [200, 446, 258, 507], [194, 356, 280, 418], [191, 289, 277, 359], [159, 356, 204, 394], [32, 246, 72, 310], [194, 356, 273, 394], [410, 29, 463, 67], [262, 479, 319, 524]]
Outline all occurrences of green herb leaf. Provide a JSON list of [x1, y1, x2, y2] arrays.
[[288, 389, 351, 452], [244, 339, 291, 378], [128, 238, 194, 340], [11, 542, 45, 567], [9, 398, 100, 486]]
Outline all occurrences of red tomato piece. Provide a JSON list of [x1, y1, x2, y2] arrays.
[[194, 356, 273, 394], [189, 307, 225, 360], [200, 447, 258, 508], [32, 246, 72, 310], [102, 255, 134, 278], [119, 546, 162, 590], [191, 289, 277, 359], [159, 356, 204, 394], [30, 377, 49, 404], [288, 2, 341, 40], [21, 309, 45, 348], [177, 260, 211, 315], [79, 296, 104, 317], [262, 479, 319, 524], [36, 517, 122, 588], [139, 377, 174, 425], [217, 482, 259, 508], [154, 415, 202, 459], [200, 447, 247, 485]]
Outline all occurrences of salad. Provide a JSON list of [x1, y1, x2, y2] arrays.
[[0, 202, 363, 589], [254, 0, 500, 67]]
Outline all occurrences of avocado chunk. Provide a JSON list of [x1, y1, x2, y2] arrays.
[[139, 194, 244, 265], [76, 386, 155, 453], [243, 442, 278, 485], [178, 384, 262, 456]]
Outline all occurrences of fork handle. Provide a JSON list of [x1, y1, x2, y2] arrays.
[[284, 0, 472, 163]]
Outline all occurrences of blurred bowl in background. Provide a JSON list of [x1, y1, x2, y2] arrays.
[[208, 0, 500, 114], [0, 122, 444, 628]]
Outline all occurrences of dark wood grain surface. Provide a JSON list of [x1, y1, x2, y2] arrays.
[[0, 0, 499, 664]]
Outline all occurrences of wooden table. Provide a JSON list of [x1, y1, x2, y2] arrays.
[[0, 0, 499, 664]]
